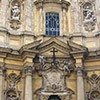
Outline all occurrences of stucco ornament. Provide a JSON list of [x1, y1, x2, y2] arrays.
[[35, 49, 74, 100], [5, 73, 21, 100], [87, 74, 100, 100]]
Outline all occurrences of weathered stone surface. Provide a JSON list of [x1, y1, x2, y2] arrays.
[[0, 0, 99, 100]]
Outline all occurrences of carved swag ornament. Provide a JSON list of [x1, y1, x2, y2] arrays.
[[87, 74, 100, 100], [5, 73, 21, 100], [35, 48, 74, 100]]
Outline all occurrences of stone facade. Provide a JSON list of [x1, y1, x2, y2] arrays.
[[0, 0, 100, 100]]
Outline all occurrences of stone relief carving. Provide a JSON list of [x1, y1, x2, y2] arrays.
[[11, 3, 20, 21], [82, 2, 96, 31], [5, 73, 21, 100], [10, 1, 21, 30], [35, 49, 74, 100], [87, 74, 100, 100], [83, 9, 96, 24]]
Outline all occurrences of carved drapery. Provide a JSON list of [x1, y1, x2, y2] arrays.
[[87, 74, 100, 100], [5, 73, 21, 100]]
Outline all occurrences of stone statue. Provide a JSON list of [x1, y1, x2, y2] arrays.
[[83, 9, 96, 24], [11, 3, 20, 21], [39, 55, 46, 65]]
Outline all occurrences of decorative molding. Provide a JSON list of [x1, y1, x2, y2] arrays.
[[80, 1, 96, 32], [23, 62, 34, 75], [34, 51, 74, 100], [0, 65, 6, 75], [34, 0, 70, 10], [9, 0, 21, 30], [87, 74, 100, 100], [4, 73, 21, 100], [75, 67, 84, 76], [85, 66, 100, 71]]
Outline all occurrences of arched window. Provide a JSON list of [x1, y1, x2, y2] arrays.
[[48, 95, 61, 100], [46, 12, 60, 36]]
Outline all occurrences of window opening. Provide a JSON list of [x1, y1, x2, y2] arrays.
[[46, 12, 60, 36]]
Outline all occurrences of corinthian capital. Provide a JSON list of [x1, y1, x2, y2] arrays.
[[0, 64, 6, 75], [75, 67, 84, 76], [24, 62, 34, 76]]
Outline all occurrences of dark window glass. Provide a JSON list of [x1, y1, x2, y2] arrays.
[[48, 95, 61, 100], [46, 12, 60, 36]]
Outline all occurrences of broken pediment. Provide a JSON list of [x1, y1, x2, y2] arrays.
[[21, 37, 88, 58]]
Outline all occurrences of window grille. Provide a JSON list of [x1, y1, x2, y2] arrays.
[[46, 12, 60, 36]]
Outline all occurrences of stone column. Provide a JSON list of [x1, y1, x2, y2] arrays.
[[25, 0, 33, 32], [62, 8, 67, 34], [0, 0, 9, 28], [61, 1, 70, 35], [96, 0, 100, 30], [24, 63, 34, 100], [20, 72, 25, 100], [72, 0, 81, 32], [39, 6, 43, 34], [76, 65, 85, 100], [0, 66, 6, 100]]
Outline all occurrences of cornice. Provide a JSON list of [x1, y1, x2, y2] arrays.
[[0, 27, 8, 32], [34, 0, 70, 5], [34, 0, 70, 10]]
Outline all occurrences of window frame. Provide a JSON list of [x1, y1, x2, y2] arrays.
[[45, 12, 60, 36], [43, 5, 62, 36]]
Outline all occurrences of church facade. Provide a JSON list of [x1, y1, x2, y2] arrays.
[[0, 0, 100, 100]]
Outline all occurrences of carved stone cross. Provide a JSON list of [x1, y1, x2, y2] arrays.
[[50, 47, 58, 64]]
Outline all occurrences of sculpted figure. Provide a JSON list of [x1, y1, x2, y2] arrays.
[[83, 9, 96, 23], [11, 3, 20, 21]]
